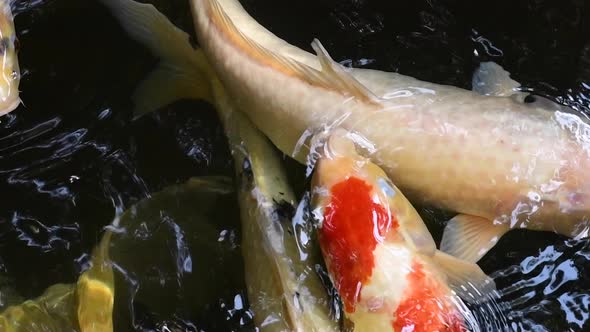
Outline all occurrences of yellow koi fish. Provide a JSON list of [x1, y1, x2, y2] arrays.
[[0, 0, 20, 116], [311, 130, 494, 331], [214, 78, 340, 331]]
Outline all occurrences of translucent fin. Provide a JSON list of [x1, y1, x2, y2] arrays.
[[99, 0, 213, 117], [132, 62, 211, 118], [100, 0, 194, 62], [440, 214, 510, 263], [472, 62, 522, 97], [432, 250, 497, 303], [310, 39, 381, 104], [204, 0, 382, 105]]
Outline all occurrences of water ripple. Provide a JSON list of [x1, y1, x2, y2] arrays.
[[491, 239, 590, 331]]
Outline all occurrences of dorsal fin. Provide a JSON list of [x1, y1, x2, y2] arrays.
[[310, 39, 381, 103], [472, 61, 522, 97], [204, 0, 382, 105]]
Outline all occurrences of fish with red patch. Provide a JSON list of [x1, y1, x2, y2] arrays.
[[311, 130, 494, 331], [320, 176, 397, 312]]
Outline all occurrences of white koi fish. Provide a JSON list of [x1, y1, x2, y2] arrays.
[[186, 0, 590, 263]]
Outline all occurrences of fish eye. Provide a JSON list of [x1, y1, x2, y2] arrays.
[[524, 95, 536, 103], [11, 70, 18, 80]]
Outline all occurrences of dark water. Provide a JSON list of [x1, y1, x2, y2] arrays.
[[0, 0, 588, 331]]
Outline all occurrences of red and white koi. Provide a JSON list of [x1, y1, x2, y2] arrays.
[[311, 131, 493, 332]]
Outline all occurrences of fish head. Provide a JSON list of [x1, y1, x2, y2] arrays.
[[311, 130, 397, 227], [311, 129, 439, 253], [0, 6, 20, 116]]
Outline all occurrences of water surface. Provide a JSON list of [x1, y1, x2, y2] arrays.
[[0, 0, 589, 331]]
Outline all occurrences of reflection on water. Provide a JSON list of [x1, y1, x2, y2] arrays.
[[0, 0, 588, 330], [489, 237, 590, 331]]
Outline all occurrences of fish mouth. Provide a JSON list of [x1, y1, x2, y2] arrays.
[[0, 97, 21, 116]]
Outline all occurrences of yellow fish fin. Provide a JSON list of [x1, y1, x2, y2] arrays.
[[100, 0, 213, 117], [440, 214, 510, 263], [203, 0, 382, 105]]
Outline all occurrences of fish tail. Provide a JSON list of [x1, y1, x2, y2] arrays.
[[99, 0, 213, 118]]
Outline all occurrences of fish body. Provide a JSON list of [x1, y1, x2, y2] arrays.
[[213, 77, 339, 331], [310, 130, 492, 331], [188, 0, 590, 261], [0, 0, 20, 115]]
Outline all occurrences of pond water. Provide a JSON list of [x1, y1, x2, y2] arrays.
[[0, 0, 589, 331]]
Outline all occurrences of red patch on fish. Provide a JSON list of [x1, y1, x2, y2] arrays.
[[393, 261, 464, 332], [320, 176, 397, 313]]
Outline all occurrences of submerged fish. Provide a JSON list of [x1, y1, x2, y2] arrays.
[[0, 217, 114, 332], [310, 130, 493, 332], [214, 76, 339, 331], [0, 0, 20, 115]]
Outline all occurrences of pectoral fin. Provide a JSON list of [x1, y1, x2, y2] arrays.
[[431, 250, 497, 303], [440, 214, 510, 263], [472, 62, 523, 97]]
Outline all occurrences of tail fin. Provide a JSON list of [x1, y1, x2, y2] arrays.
[[100, 0, 213, 117]]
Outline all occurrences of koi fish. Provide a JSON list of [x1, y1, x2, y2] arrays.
[[0, 0, 20, 116], [310, 130, 494, 332], [213, 78, 339, 330], [186, 0, 590, 263], [101, 0, 590, 264]]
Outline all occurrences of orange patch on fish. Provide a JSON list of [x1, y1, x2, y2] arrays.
[[320, 176, 398, 312], [393, 261, 464, 332]]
